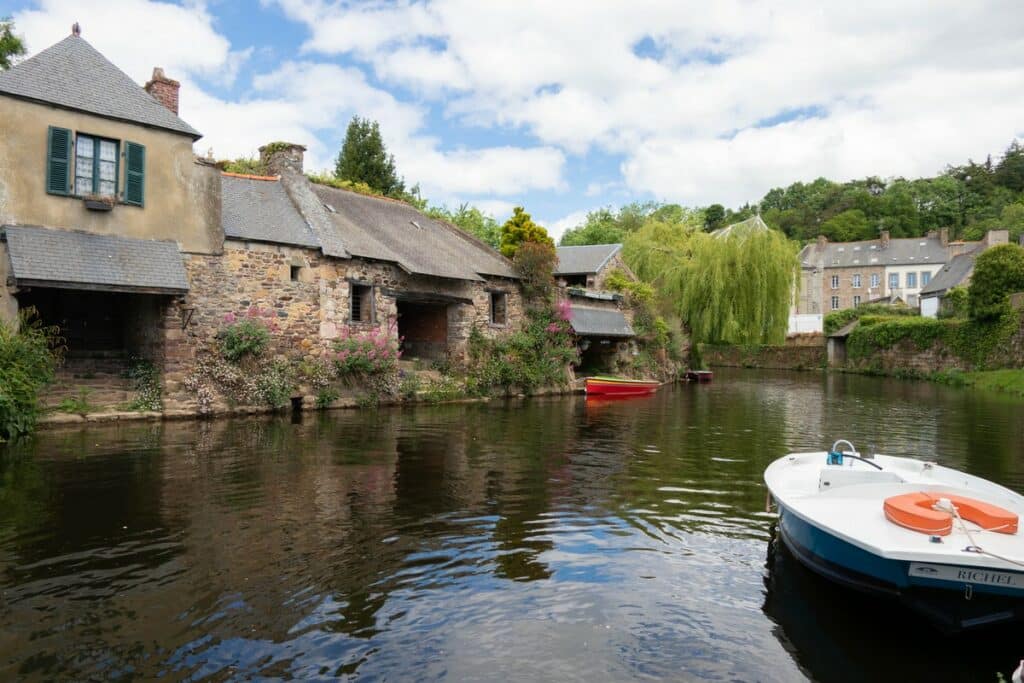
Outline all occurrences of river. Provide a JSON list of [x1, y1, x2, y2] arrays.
[[1, 369, 1022, 681]]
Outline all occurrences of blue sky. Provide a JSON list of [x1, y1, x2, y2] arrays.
[[8, 1, 1024, 239]]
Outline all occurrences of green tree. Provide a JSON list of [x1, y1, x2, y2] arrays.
[[820, 209, 873, 242], [995, 140, 1024, 193], [967, 243, 1024, 321], [427, 203, 501, 249], [0, 17, 27, 71], [623, 217, 797, 344], [703, 204, 726, 231], [499, 207, 554, 258], [334, 116, 405, 196]]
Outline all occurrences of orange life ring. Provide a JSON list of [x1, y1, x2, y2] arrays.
[[883, 492, 1019, 536]]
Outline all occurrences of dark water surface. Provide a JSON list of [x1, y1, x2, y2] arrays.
[[2, 369, 1023, 681]]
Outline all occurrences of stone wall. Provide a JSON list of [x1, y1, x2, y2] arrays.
[[592, 251, 636, 291], [703, 336, 826, 370], [162, 239, 523, 408]]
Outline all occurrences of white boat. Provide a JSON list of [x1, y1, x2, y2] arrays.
[[765, 440, 1024, 633]]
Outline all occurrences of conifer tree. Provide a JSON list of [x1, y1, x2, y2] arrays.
[[499, 207, 554, 258], [334, 116, 405, 196]]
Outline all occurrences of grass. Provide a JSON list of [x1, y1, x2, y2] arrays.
[[959, 369, 1024, 398]]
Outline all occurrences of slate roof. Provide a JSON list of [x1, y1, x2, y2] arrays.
[[801, 236, 950, 269], [569, 305, 635, 338], [0, 35, 201, 138], [222, 175, 318, 248], [920, 248, 979, 298], [3, 225, 188, 293], [554, 244, 622, 275], [312, 184, 516, 281]]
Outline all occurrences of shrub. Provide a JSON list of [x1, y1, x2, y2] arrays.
[[219, 309, 275, 362], [332, 325, 401, 377], [0, 310, 63, 440], [126, 357, 162, 411], [466, 305, 577, 395], [968, 243, 1024, 321], [939, 286, 969, 319], [824, 304, 916, 335], [254, 359, 297, 408], [513, 240, 558, 301]]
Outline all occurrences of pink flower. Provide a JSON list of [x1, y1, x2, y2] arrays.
[[555, 299, 572, 321], [546, 323, 562, 333], [223, 312, 237, 323]]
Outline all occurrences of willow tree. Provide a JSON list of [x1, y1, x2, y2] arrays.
[[623, 215, 797, 345]]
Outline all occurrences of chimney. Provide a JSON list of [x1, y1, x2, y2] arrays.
[[260, 142, 306, 176], [983, 229, 1009, 248], [145, 67, 180, 115], [880, 230, 890, 248], [939, 228, 949, 247], [816, 234, 828, 250]]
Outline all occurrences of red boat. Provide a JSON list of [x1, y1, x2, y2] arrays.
[[584, 376, 660, 397]]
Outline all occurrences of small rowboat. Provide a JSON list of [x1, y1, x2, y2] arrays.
[[584, 376, 660, 397], [765, 439, 1024, 633], [685, 370, 713, 383]]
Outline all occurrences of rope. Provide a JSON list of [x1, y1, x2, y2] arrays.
[[932, 497, 1024, 570]]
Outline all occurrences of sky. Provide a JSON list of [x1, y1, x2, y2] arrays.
[[6, 1, 1024, 240]]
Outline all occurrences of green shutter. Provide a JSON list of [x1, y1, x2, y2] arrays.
[[124, 142, 145, 206], [46, 126, 72, 195]]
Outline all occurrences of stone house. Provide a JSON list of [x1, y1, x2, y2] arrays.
[[918, 230, 1009, 317], [797, 229, 1010, 316], [554, 243, 637, 373], [0, 30, 523, 411]]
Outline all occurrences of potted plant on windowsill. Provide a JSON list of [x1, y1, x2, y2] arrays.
[[83, 194, 115, 211]]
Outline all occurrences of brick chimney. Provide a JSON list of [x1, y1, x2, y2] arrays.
[[816, 234, 828, 250], [880, 229, 890, 248], [939, 227, 949, 247], [145, 67, 180, 115], [260, 142, 306, 176]]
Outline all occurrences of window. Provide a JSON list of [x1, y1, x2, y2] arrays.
[[853, 295, 861, 307], [889, 273, 900, 289], [75, 134, 119, 197], [852, 274, 861, 288], [350, 283, 374, 323], [290, 265, 302, 282], [921, 271, 931, 286], [831, 296, 840, 311], [870, 274, 880, 288], [906, 272, 917, 288], [489, 291, 508, 325], [45, 127, 146, 205], [830, 275, 839, 289]]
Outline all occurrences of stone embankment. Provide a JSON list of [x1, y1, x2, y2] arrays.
[[702, 334, 825, 371]]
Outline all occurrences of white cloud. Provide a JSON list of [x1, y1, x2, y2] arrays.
[[14, 0, 236, 84], [272, 0, 1024, 205], [546, 209, 591, 242]]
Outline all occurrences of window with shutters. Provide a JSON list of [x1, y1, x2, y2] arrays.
[[74, 134, 119, 197], [45, 127, 145, 206]]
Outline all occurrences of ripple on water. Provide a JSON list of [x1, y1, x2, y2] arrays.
[[1, 370, 1022, 681]]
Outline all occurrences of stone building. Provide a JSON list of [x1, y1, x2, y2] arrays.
[[0, 30, 523, 411], [554, 244, 637, 373]]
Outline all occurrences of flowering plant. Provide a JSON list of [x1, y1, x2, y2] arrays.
[[219, 307, 277, 362], [333, 320, 401, 377]]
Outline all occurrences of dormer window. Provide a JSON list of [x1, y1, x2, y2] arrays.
[[75, 134, 118, 197]]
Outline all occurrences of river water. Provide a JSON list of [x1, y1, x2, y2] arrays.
[[1, 369, 1022, 681]]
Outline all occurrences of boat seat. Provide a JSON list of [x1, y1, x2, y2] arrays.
[[884, 492, 1019, 536], [818, 467, 904, 492]]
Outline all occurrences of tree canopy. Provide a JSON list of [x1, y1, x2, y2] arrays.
[[499, 207, 554, 258], [0, 17, 26, 71], [623, 214, 797, 344], [968, 243, 1024, 321], [427, 203, 501, 249], [334, 116, 405, 197]]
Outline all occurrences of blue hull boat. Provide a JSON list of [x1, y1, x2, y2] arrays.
[[765, 441, 1024, 633]]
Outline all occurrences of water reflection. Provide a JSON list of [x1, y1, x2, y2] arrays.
[[0, 370, 1021, 680]]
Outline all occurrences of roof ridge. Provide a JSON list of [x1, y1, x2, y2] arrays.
[[222, 172, 280, 181]]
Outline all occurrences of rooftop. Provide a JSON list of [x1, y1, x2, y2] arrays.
[[0, 34, 201, 139], [554, 243, 622, 275], [221, 175, 318, 249], [801, 234, 950, 269], [919, 248, 979, 297]]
